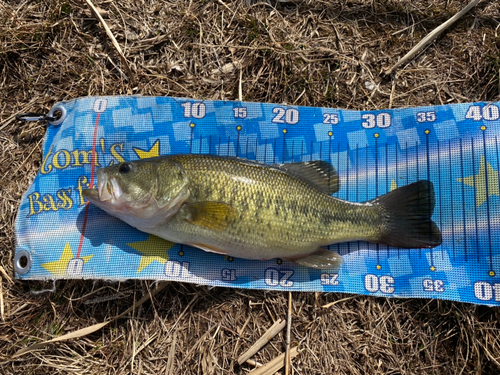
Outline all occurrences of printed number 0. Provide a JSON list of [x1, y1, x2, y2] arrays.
[[362, 113, 391, 129]]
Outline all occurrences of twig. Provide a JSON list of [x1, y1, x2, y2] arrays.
[[384, 0, 480, 76], [285, 291, 292, 375], [0, 266, 13, 284], [247, 346, 299, 375], [246, 359, 263, 367], [239, 68, 243, 102], [84, 0, 133, 82], [0, 279, 4, 323], [12, 282, 169, 357], [237, 318, 287, 365], [322, 296, 357, 309], [166, 331, 177, 375]]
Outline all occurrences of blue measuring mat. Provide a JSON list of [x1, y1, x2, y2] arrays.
[[14, 96, 500, 306]]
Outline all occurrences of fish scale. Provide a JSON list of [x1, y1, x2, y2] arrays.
[[166, 156, 364, 253], [84, 153, 441, 268]]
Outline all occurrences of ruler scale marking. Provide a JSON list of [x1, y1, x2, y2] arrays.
[[493, 135, 500, 274], [481, 130, 493, 271], [459, 138, 468, 262], [448, 139, 456, 259], [425, 130, 434, 267], [16, 97, 500, 305], [471, 137, 480, 263], [395, 143, 401, 258], [437, 140, 444, 261]]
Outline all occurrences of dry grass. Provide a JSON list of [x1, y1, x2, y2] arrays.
[[1, 0, 500, 373]]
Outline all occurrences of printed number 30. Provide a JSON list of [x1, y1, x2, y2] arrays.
[[361, 113, 391, 129]]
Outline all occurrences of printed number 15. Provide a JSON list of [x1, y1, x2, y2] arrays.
[[233, 107, 247, 119]]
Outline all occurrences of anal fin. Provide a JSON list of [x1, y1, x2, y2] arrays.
[[187, 242, 228, 255], [292, 248, 343, 270]]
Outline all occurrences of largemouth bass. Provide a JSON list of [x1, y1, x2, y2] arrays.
[[82, 154, 442, 269]]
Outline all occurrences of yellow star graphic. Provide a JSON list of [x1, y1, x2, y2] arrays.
[[127, 235, 175, 274], [41, 242, 93, 277], [457, 156, 499, 207], [390, 179, 397, 191], [133, 139, 160, 159]]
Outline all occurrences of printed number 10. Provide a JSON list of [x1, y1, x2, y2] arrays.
[[181, 102, 206, 119]]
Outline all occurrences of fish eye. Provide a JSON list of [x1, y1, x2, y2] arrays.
[[119, 163, 132, 174]]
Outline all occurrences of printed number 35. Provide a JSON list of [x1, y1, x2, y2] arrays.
[[416, 111, 436, 123]]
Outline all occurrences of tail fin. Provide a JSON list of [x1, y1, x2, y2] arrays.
[[371, 180, 442, 248]]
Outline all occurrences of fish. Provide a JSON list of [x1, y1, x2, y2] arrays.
[[82, 154, 442, 269]]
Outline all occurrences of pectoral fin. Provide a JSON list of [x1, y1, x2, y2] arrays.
[[183, 201, 238, 231], [292, 248, 343, 270]]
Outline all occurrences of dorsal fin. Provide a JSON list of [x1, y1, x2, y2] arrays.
[[279, 160, 339, 195]]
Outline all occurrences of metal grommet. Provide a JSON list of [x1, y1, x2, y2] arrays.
[[46, 104, 67, 126], [14, 249, 32, 275]]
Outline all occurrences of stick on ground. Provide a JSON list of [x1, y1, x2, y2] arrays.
[[285, 291, 292, 375], [384, 0, 480, 76], [247, 346, 299, 375], [12, 282, 170, 357], [237, 318, 287, 365], [84, 0, 133, 82]]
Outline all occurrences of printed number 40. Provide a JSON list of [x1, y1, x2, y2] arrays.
[[466, 105, 500, 121], [474, 281, 500, 302]]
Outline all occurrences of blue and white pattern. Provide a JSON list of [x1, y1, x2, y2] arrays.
[[14, 96, 500, 306]]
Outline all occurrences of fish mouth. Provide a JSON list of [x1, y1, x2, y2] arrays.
[[82, 171, 123, 204], [96, 173, 122, 202], [82, 187, 99, 201]]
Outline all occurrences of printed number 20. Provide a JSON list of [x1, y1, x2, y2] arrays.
[[272, 107, 299, 124], [265, 268, 294, 287], [361, 113, 391, 129]]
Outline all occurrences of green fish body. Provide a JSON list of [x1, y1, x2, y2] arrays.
[[83, 154, 441, 269]]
